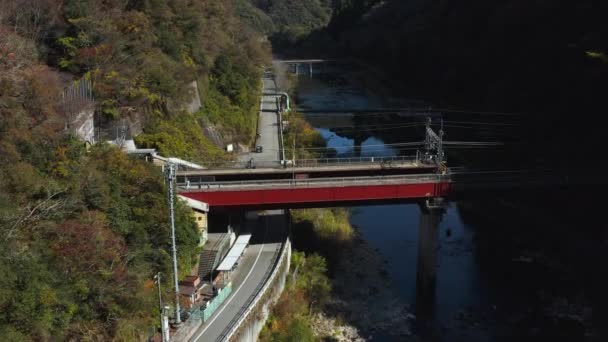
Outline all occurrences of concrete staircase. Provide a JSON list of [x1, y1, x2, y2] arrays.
[[198, 233, 231, 282], [198, 249, 219, 281]]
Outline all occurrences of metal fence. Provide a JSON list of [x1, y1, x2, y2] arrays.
[[172, 283, 234, 342], [179, 153, 424, 171], [202, 283, 233, 321], [62, 76, 94, 122], [293, 155, 418, 168]]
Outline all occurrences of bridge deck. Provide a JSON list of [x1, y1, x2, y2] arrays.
[[179, 174, 447, 192], [177, 161, 433, 177], [178, 174, 451, 207]]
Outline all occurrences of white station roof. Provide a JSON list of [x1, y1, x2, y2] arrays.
[[216, 234, 252, 271], [177, 195, 209, 212], [152, 155, 206, 170]]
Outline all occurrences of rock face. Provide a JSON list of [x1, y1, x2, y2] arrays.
[[311, 231, 415, 341], [186, 80, 202, 114], [311, 312, 365, 342], [167, 80, 202, 114], [70, 107, 95, 143]]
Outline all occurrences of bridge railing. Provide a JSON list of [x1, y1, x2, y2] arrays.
[[293, 155, 418, 168], [177, 173, 450, 190], [179, 154, 426, 171]]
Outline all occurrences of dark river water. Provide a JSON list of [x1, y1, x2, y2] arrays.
[[291, 62, 603, 341]]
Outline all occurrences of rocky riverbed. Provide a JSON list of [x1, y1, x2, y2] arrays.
[[311, 228, 415, 341]]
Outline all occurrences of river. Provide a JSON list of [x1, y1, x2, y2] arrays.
[[289, 62, 602, 341]]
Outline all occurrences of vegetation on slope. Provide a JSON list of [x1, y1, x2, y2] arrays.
[[291, 209, 353, 243], [259, 208, 355, 341], [134, 111, 228, 162], [283, 112, 327, 161], [0, 0, 271, 339], [0, 120, 200, 340], [46, 0, 270, 161], [241, 0, 333, 48], [259, 251, 331, 342]]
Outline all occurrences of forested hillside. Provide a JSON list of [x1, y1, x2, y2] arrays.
[[0, 0, 269, 339], [321, 0, 607, 115], [240, 0, 333, 47], [293, 0, 607, 165]]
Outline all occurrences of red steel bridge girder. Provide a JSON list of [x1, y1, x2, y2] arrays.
[[179, 182, 451, 208]]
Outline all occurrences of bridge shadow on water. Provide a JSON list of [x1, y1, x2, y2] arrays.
[[284, 184, 608, 341]]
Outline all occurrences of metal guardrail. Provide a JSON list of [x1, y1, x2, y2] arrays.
[[177, 154, 425, 171], [217, 239, 291, 342], [292, 155, 418, 168], [278, 110, 285, 163]]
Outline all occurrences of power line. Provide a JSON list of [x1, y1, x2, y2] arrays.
[[442, 124, 513, 130], [316, 122, 426, 129], [284, 141, 426, 151], [299, 107, 523, 117], [443, 141, 504, 146], [315, 123, 426, 132], [442, 120, 520, 126]]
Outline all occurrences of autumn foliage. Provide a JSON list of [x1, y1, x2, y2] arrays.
[[259, 251, 331, 341], [0, 0, 270, 340]]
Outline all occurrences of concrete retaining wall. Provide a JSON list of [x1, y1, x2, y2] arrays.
[[226, 239, 292, 342]]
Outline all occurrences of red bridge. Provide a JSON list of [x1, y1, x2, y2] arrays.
[[176, 159, 451, 208], [176, 117, 451, 209]]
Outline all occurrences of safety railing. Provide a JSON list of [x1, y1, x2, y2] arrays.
[[293, 155, 418, 168], [218, 239, 291, 342], [176, 153, 427, 172]]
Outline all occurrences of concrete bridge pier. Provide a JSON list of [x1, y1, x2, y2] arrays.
[[353, 133, 365, 157], [415, 198, 445, 331], [290, 63, 313, 77]]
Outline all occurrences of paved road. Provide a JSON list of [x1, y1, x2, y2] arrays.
[[188, 74, 286, 342], [239, 76, 282, 165], [190, 211, 286, 342]]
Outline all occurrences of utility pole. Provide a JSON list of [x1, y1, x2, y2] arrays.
[[154, 272, 168, 341], [438, 118, 445, 166], [165, 162, 181, 325], [292, 136, 296, 181]]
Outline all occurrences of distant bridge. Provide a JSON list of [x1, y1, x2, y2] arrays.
[[296, 108, 440, 115], [274, 59, 334, 77], [274, 59, 333, 64]]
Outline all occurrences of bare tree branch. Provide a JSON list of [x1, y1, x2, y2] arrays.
[[4, 187, 68, 241]]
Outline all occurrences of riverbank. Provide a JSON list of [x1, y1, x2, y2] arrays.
[[282, 210, 416, 341], [320, 227, 415, 340]]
